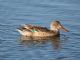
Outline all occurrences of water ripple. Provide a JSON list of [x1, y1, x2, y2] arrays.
[[0, 0, 80, 60]]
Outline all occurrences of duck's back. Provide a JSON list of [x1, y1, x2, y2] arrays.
[[22, 24, 50, 32]]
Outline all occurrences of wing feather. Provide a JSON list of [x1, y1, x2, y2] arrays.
[[22, 24, 50, 32]]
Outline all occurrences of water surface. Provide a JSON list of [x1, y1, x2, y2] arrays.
[[0, 0, 80, 60]]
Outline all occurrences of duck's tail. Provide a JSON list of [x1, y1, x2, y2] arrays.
[[16, 29, 25, 35], [16, 27, 32, 36]]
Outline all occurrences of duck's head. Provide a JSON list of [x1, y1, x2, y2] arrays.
[[50, 21, 69, 32]]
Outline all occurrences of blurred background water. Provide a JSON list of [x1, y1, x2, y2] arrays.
[[0, 0, 80, 60]]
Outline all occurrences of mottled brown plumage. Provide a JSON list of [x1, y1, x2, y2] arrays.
[[17, 20, 69, 37]]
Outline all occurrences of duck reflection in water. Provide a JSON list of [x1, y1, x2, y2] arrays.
[[19, 36, 61, 49]]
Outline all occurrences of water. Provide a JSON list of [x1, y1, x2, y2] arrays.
[[0, 0, 80, 60]]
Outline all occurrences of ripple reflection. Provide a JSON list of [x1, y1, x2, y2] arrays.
[[18, 36, 61, 50]]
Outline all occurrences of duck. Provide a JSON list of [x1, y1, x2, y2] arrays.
[[17, 20, 69, 37]]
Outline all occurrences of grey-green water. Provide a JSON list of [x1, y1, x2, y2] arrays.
[[0, 0, 80, 60]]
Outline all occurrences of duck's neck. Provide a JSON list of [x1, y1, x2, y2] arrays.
[[50, 26, 60, 36], [50, 24, 59, 32]]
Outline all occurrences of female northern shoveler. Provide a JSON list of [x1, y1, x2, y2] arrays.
[[17, 21, 69, 37]]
